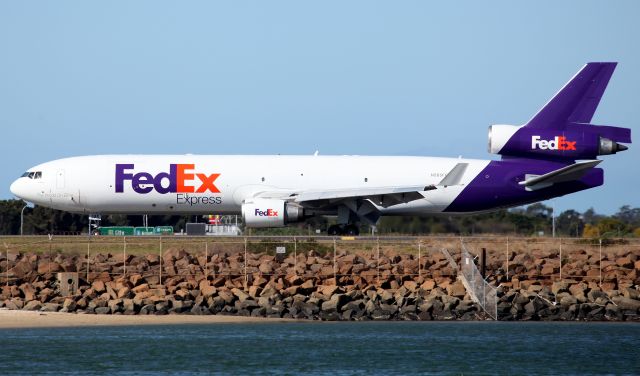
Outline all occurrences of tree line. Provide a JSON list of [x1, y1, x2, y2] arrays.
[[0, 199, 638, 237]]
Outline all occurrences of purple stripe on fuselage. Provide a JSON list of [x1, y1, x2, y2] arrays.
[[444, 159, 603, 213]]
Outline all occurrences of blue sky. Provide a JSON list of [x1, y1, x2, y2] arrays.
[[0, 1, 638, 215]]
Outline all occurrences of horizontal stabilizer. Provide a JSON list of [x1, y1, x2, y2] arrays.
[[519, 160, 601, 190]]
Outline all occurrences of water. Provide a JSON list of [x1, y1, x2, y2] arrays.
[[0, 322, 638, 375]]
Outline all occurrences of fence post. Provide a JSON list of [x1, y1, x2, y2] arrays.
[[205, 242, 208, 279], [4, 243, 8, 288], [333, 238, 337, 282], [86, 237, 90, 282], [49, 235, 53, 274], [418, 241, 422, 279], [122, 236, 127, 277], [159, 237, 163, 285], [294, 236, 297, 277], [376, 237, 380, 282], [559, 238, 563, 281], [244, 237, 248, 285], [506, 236, 509, 280], [599, 238, 602, 287]]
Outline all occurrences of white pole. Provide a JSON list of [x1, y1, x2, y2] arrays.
[[376, 237, 380, 282], [506, 236, 509, 280], [418, 241, 422, 279], [123, 236, 127, 277], [20, 204, 28, 236], [244, 237, 248, 284], [87, 238, 90, 282], [599, 239, 602, 287], [159, 237, 163, 285], [559, 238, 562, 281], [552, 201, 556, 238]]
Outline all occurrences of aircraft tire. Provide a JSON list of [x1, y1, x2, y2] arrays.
[[327, 225, 342, 236], [344, 224, 359, 236]]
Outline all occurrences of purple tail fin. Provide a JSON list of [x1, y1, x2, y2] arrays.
[[525, 62, 617, 129]]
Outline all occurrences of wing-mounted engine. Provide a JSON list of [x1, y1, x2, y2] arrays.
[[241, 198, 305, 228]]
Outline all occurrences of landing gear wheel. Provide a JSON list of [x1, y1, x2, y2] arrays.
[[344, 224, 359, 236], [327, 225, 342, 236]]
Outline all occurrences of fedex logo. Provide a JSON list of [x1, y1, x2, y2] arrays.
[[531, 136, 576, 151], [115, 164, 220, 194], [254, 208, 279, 217]]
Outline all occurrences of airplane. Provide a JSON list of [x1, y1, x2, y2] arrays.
[[9, 62, 631, 235]]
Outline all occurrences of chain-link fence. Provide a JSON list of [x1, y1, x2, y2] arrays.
[[460, 242, 498, 319], [1, 235, 639, 289]]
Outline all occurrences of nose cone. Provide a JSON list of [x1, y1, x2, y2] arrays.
[[10, 179, 20, 197], [10, 178, 27, 200]]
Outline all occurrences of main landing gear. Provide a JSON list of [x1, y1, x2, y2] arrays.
[[327, 224, 360, 236]]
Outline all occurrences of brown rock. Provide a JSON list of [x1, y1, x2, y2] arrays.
[[448, 281, 466, 298], [601, 281, 617, 291], [39, 288, 55, 303], [132, 284, 150, 294], [420, 280, 436, 291], [218, 289, 234, 304], [105, 282, 118, 300], [300, 279, 314, 291], [248, 285, 261, 298], [117, 287, 131, 299], [283, 286, 299, 297], [540, 265, 555, 276], [62, 298, 76, 311], [231, 288, 249, 302], [551, 281, 568, 295], [37, 262, 62, 274], [622, 287, 639, 300], [92, 280, 106, 293], [616, 257, 633, 268], [258, 262, 273, 274], [129, 274, 144, 286], [612, 296, 640, 310], [148, 287, 167, 298], [317, 285, 340, 297], [403, 280, 418, 292], [175, 289, 190, 300], [145, 254, 160, 264], [286, 275, 303, 286], [20, 284, 36, 302], [320, 266, 335, 278], [9, 259, 32, 279]]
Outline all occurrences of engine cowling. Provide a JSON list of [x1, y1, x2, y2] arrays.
[[241, 199, 304, 228], [488, 124, 630, 159]]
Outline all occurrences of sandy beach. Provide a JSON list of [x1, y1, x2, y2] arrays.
[[0, 308, 288, 329]]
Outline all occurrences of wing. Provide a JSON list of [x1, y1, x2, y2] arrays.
[[255, 162, 469, 208]]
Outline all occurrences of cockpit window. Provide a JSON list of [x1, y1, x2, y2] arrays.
[[21, 171, 42, 179]]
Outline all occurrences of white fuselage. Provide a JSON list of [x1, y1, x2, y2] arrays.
[[10, 155, 490, 216]]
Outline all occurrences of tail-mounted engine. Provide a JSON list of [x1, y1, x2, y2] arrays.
[[488, 123, 630, 160]]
